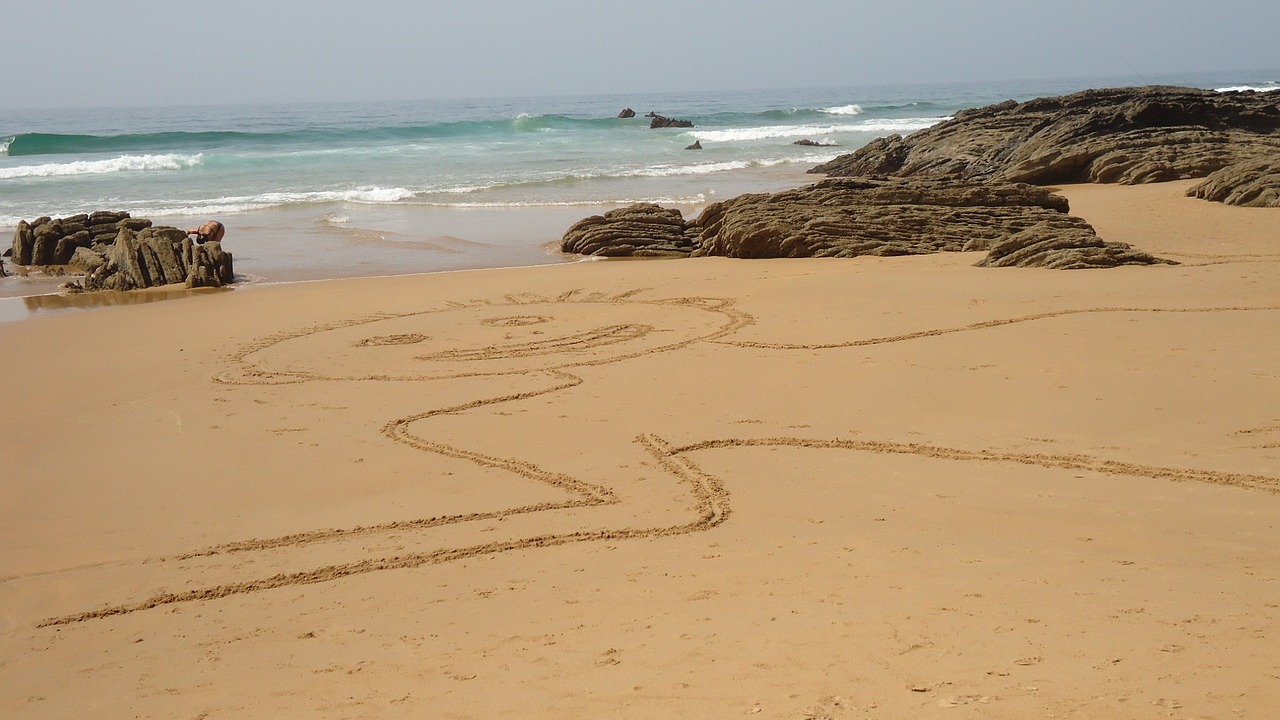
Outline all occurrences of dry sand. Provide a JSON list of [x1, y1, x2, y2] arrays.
[[1, 180, 1278, 718]]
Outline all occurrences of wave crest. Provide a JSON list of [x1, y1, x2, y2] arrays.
[[820, 104, 864, 116], [0, 153, 203, 180]]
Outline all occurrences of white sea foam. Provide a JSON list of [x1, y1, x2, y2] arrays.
[[691, 125, 846, 142], [117, 186, 417, 218], [0, 153, 203, 180], [1215, 83, 1279, 93], [0, 136, 12, 155], [630, 160, 753, 177], [820, 104, 864, 116], [422, 193, 710, 209], [691, 117, 945, 143]]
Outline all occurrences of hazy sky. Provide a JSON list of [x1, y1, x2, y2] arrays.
[[4, 0, 1277, 107]]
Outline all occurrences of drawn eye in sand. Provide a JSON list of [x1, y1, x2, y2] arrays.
[[224, 291, 748, 383]]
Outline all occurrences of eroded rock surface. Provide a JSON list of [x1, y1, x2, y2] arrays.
[[10, 212, 234, 290], [1187, 157, 1280, 207], [562, 178, 1171, 268], [561, 204, 700, 258], [810, 86, 1280, 202]]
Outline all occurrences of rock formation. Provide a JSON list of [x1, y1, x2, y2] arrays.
[[1187, 156, 1280, 207], [794, 139, 838, 147], [648, 114, 695, 129], [10, 212, 235, 290], [809, 86, 1280, 205], [561, 204, 700, 258], [685, 140, 703, 150], [562, 178, 1171, 269], [618, 108, 636, 119]]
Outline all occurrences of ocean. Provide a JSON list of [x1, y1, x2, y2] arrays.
[[2, 69, 1276, 307]]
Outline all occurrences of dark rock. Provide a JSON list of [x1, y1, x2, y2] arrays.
[[561, 178, 1171, 269], [618, 108, 636, 119], [794, 139, 838, 147], [69, 247, 107, 275], [10, 211, 234, 291], [976, 222, 1174, 269], [810, 86, 1280, 192], [685, 140, 703, 150], [117, 217, 153, 232], [561, 204, 699, 257], [53, 230, 92, 264], [12, 221, 34, 265], [88, 210, 129, 226], [649, 114, 695, 129], [1187, 156, 1280, 207], [32, 221, 62, 265]]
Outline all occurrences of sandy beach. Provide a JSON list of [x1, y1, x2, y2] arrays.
[[1, 179, 1278, 718]]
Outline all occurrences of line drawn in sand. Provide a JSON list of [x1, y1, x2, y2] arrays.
[[37, 293, 1280, 627]]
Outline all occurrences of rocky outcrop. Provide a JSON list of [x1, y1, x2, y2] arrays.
[[685, 140, 703, 150], [794, 139, 838, 147], [618, 108, 636, 119], [561, 204, 700, 257], [976, 222, 1170, 269], [648, 113, 695, 129], [11, 212, 149, 266], [809, 86, 1280, 202], [1187, 157, 1280, 207], [10, 212, 234, 290], [561, 178, 1171, 268]]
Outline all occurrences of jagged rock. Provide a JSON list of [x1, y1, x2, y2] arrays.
[[9, 211, 234, 290], [1187, 157, 1280, 207], [561, 204, 699, 257], [561, 178, 1170, 269], [618, 108, 636, 119], [685, 140, 703, 150], [649, 114, 695, 129], [810, 86, 1280, 192], [794, 139, 838, 147], [12, 221, 34, 265]]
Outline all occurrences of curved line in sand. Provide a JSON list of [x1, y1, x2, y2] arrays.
[[33, 296, 1280, 626]]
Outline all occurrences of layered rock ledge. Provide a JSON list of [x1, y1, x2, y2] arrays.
[[562, 178, 1172, 269], [9, 212, 234, 291], [809, 85, 1280, 206]]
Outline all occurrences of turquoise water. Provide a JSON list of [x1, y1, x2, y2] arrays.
[[2, 70, 1275, 296]]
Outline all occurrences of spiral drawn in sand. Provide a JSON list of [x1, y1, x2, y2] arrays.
[[37, 291, 1280, 627]]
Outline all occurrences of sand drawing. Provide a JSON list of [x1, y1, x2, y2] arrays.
[[36, 291, 1280, 627]]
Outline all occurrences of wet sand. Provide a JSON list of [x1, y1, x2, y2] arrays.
[[1, 180, 1278, 718]]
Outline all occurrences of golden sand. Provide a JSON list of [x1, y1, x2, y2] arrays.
[[1, 180, 1278, 718]]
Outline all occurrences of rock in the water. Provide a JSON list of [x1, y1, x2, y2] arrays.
[[794, 139, 838, 147], [561, 204, 700, 257], [649, 114, 695, 129], [685, 140, 703, 150], [810, 86, 1280, 192], [618, 108, 636, 119], [1187, 157, 1280, 207], [9, 211, 235, 290], [561, 178, 1171, 269]]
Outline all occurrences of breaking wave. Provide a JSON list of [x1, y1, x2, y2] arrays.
[[0, 154, 203, 180]]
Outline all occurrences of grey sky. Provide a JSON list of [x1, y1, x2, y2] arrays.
[[3, 0, 1277, 108]]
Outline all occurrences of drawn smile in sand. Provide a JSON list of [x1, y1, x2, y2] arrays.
[[38, 291, 1280, 627]]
